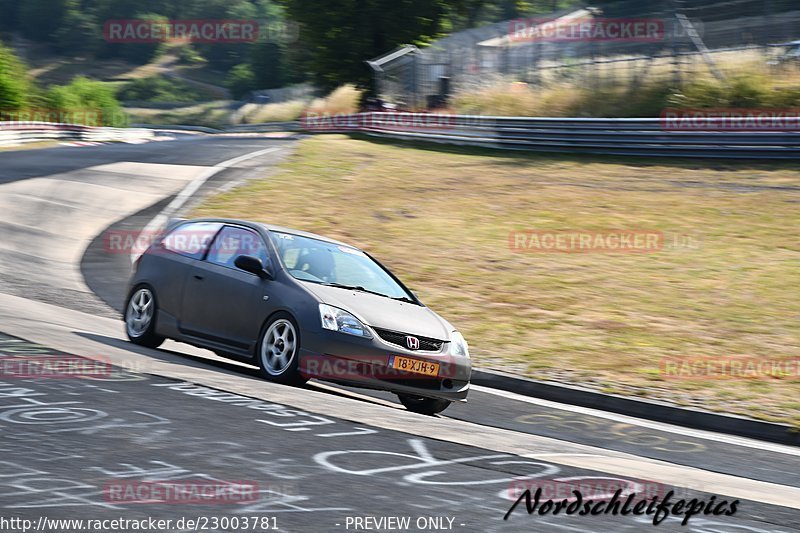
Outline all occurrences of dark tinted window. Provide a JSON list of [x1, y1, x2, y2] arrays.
[[207, 226, 269, 269], [161, 222, 222, 259]]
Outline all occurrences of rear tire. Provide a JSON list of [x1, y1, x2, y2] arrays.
[[257, 313, 307, 386], [124, 286, 165, 349], [398, 394, 451, 415]]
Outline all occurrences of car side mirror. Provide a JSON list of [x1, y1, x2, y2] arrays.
[[234, 255, 272, 279]]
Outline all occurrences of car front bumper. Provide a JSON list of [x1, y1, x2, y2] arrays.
[[299, 328, 471, 402]]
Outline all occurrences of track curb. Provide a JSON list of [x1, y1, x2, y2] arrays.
[[472, 369, 799, 446]]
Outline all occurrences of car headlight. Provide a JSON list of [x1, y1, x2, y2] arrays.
[[450, 330, 469, 357], [319, 304, 372, 338]]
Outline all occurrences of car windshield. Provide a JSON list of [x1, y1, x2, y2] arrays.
[[269, 232, 414, 301]]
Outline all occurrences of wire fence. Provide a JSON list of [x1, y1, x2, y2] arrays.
[[369, 0, 800, 110]]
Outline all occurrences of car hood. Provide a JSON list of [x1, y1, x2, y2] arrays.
[[302, 283, 452, 340]]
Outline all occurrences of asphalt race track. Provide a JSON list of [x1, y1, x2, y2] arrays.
[[0, 136, 798, 533]]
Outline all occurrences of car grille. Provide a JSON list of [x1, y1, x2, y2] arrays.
[[373, 328, 445, 352]]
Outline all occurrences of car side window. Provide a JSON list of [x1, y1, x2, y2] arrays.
[[160, 222, 222, 260], [207, 226, 269, 270]]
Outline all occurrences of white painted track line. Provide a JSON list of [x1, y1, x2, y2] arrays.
[[132, 146, 281, 263]]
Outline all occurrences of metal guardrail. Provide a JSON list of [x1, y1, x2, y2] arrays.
[[131, 124, 223, 134], [0, 122, 155, 147], [7, 116, 797, 159], [225, 122, 301, 133], [132, 122, 301, 134], [299, 113, 800, 160]]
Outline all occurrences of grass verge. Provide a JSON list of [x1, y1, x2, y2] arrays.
[[125, 101, 233, 128], [192, 135, 800, 427]]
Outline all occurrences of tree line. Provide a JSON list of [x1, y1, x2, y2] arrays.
[[0, 0, 601, 93], [1, 0, 793, 99]]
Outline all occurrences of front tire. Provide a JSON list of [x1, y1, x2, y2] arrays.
[[124, 286, 165, 349], [398, 394, 451, 415], [257, 313, 307, 385]]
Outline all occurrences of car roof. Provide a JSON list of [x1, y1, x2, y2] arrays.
[[183, 218, 355, 248]]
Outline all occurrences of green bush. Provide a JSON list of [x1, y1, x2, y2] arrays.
[[177, 46, 207, 66], [726, 75, 771, 107], [674, 72, 800, 110], [118, 76, 210, 103], [226, 64, 257, 100], [45, 76, 128, 126], [0, 41, 34, 110], [768, 86, 800, 107], [668, 75, 772, 109]]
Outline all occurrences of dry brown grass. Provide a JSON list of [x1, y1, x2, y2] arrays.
[[125, 101, 233, 128], [454, 82, 587, 116], [453, 51, 800, 117], [306, 85, 363, 115], [239, 100, 308, 123], [193, 135, 800, 426]]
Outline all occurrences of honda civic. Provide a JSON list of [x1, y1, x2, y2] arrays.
[[124, 218, 471, 414]]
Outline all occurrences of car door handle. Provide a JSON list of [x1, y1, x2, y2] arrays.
[[193, 274, 204, 280]]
